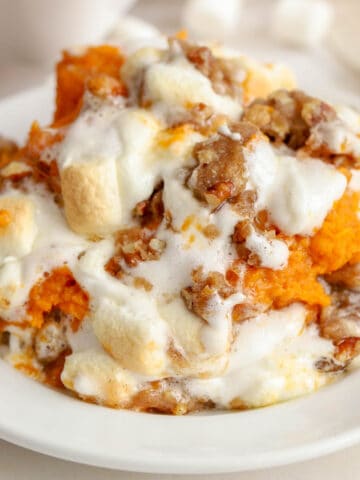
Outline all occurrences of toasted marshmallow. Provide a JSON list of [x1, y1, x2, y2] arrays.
[[121, 45, 243, 120], [92, 296, 169, 376], [61, 158, 122, 236], [202, 45, 296, 103], [144, 56, 242, 120], [271, 0, 333, 48], [58, 106, 123, 236], [61, 350, 137, 407], [0, 195, 37, 260], [74, 240, 170, 377], [159, 297, 230, 377], [245, 227, 289, 270], [58, 106, 161, 236]]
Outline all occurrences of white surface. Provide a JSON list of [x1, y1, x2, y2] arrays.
[[0, 0, 135, 65], [271, 0, 333, 48], [106, 15, 167, 53], [1, 439, 360, 480], [331, 0, 360, 72]]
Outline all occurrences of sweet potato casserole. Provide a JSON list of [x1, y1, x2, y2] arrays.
[[1, 35, 360, 414]]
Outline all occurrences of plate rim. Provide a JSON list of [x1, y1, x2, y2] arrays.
[[1, 362, 360, 474], [1, 84, 360, 474], [1, 423, 359, 474], [1, 361, 360, 474]]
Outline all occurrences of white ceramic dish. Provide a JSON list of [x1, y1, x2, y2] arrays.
[[1, 85, 360, 474]]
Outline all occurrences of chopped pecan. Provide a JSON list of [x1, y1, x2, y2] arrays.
[[325, 262, 360, 292], [181, 268, 236, 321], [320, 288, 360, 342], [232, 220, 253, 262], [107, 185, 166, 278], [317, 287, 360, 373], [105, 255, 123, 279], [130, 379, 213, 414], [232, 302, 267, 323], [301, 98, 336, 127], [189, 121, 258, 210], [232, 220, 252, 243], [232, 219, 278, 266], [242, 89, 337, 149], [335, 336, 360, 364], [314, 357, 345, 373], [181, 42, 242, 98], [106, 227, 165, 279], [133, 183, 164, 230], [114, 227, 165, 268], [316, 337, 360, 373], [174, 103, 217, 132]]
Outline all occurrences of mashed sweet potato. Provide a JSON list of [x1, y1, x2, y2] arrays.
[[23, 46, 127, 194], [245, 191, 360, 309], [54, 45, 126, 126], [27, 266, 89, 330], [310, 192, 360, 273]]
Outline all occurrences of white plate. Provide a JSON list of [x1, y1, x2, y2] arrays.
[[1, 85, 360, 474]]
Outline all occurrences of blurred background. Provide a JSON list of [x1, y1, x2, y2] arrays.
[[0, 0, 358, 106]]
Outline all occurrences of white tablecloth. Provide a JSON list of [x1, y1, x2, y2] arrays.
[[1, 0, 359, 478]]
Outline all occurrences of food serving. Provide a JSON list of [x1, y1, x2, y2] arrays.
[[1, 33, 360, 415]]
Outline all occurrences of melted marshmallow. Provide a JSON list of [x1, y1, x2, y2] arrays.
[[311, 119, 360, 157], [59, 103, 205, 227], [62, 303, 335, 409], [144, 56, 241, 120], [58, 106, 162, 225], [245, 140, 347, 235], [187, 303, 334, 407], [132, 176, 240, 296], [121, 44, 242, 122], [219, 124, 242, 141], [245, 228, 289, 270], [0, 182, 88, 322]]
